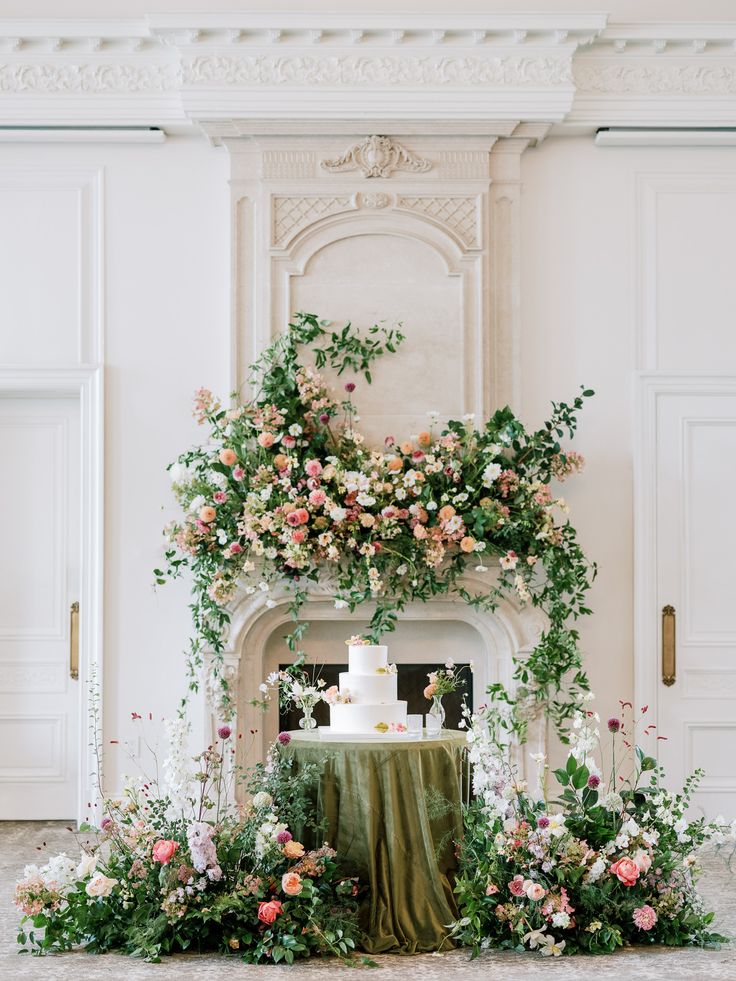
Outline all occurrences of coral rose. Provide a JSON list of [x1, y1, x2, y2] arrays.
[[610, 857, 639, 886], [273, 454, 289, 471], [387, 457, 403, 472], [219, 448, 237, 466], [257, 900, 283, 924], [295, 508, 310, 525], [257, 432, 275, 448], [291, 529, 306, 544], [460, 536, 476, 553], [152, 839, 180, 865], [281, 872, 303, 896], [417, 431, 432, 447], [199, 506, 216, 524], [283, 840, 305, 860]]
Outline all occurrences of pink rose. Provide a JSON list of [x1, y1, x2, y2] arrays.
[[285, 510, 301, 527], [281, 872, 303, 896], [228, 542, 243, 554], [219, 448, 237, 466], [213, 491, 227, 503], [509, 875, 526, 897], [291, 529, 306, 544], [309, 489, 327, 507], [526, 882, 546, 901], [233, 466, 245, 480], [257, 899, 283, 924], [152, 839, 179, 865], [305, 459, 322, 478], [610, 857, 640, 886], [257, 432, 275, 449], [633, 849, 652, 873], [283, 435, 296, 449]]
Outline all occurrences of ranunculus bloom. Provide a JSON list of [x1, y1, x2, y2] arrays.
[[610, 857, 639, 886], [417, 431, 432, 447], [282, 840, 305, 860], [282, 872, 303, 896], [424, 683, 437, 699], [199, 506, 217, 523], [509, 875, 526, 897], [86, 873, 118, 897], [152, 839, 180, 865], [633, 849, 652, 873], [257, 432, 275, 448], [309, 489, 326, 507], [460, 536, 476, 553], [632, 904, 657, 930], [387, 457, 403, 472], [219, 448, 237, 466], [439, 504, 456, 522], [291, 529, 306, 544], [272, 454, 288, 471], [257, 900, 283, 924], [304, 459, 322, 477]]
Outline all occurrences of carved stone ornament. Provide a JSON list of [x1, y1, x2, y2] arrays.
[[321, 135, 432, 179]]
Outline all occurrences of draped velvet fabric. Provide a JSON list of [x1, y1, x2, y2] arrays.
[[285, 732, 467, 953]]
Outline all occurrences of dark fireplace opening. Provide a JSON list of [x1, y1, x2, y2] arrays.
[[278, 662, 473, 731]]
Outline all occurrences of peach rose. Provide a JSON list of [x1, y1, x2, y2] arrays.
[[219, 448, 237, 466], [359, 513, 376, 527], [400, 441, 414, 455], [199, 506, 217, 523], [281, 872, 303, 896], [273, 454, 289, 471], [439, 504, 456, 522], [417, 431, 432, 448], [283, 840, 305, 860], [387, 457, 403, 472], [257, 899, 283, 924], [257, 432, 275, 449], [633, 849, 652, 873], [413, 524, 428, 540], [152, 839, 180, 865], [424, 683, 437, 699], [460, 536, 476, 553], [85, 872, 118, 898], [610, 857, 640, 886], [526, 882, 546, 901]]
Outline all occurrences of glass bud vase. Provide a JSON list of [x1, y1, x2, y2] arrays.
[[429, 695, 446, 730], [298, 703, 317, 730]]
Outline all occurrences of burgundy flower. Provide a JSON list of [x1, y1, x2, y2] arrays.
[[319, 413, 330, 424], [276, 830, 292, 845], [587, 774, 601, 789], [536, 816, 550, 829], [344, 382, 356, 393], [217, 725, 232, 740], [277, 731, 291, 746], [100, 816, 113, 831], [607, 717, 621, 733]]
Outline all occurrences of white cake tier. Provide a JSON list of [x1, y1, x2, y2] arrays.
[[348, 644, 388, 674], [339, 671, 397, 704], [330, 700, 407, 734]]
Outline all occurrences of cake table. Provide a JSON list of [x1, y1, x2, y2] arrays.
[[283, 729, 467, 954]]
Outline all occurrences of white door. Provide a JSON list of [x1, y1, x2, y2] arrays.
[[0, 397, 80, 818], [643, 382, 736, 818]]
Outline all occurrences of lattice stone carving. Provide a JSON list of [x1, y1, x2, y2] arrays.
[[272, 194, 354, 246], [321, 135, 431, 179], [396, 195, 479, 246]]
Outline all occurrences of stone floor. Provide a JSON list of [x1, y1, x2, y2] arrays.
[[1, 822, 735, 981]]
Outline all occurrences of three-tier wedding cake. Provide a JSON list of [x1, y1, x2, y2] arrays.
[[325, 637, 408, 735]]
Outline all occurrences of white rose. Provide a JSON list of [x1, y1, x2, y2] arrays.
[[85, 873, 118, 898], [76, 853, 97, 879]]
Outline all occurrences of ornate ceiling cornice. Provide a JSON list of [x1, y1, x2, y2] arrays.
[[0, 15, 735, 131]]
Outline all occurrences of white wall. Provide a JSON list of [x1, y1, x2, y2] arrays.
[[521, 135, 736, 759], [0, 136, 230, 789]]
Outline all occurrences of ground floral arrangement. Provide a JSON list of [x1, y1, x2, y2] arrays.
[[15, 717, 366, 965], [158, 312, 595, 735], [453, 696, 736, 957]]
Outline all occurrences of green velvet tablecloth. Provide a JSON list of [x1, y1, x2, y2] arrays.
[[284, 730, 467, 954]]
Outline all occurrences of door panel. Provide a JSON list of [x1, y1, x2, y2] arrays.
[[654, 390, 736, 817], [0, 397, 80, 818]]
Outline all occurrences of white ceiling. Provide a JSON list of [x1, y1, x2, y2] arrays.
[[0, 0, 733, 26]]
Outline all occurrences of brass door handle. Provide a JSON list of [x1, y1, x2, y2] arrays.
[[70, 601, 79, 680], [662, 604, 676, 686]]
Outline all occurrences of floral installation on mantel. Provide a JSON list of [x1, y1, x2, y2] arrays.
[[451, 696, 735, 957], [14, 710, 366, 965], [157, 312, 595, 736]]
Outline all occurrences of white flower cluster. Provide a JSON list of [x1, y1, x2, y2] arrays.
[[465, 707, 515, 823], [162, 717, 196, 818]]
